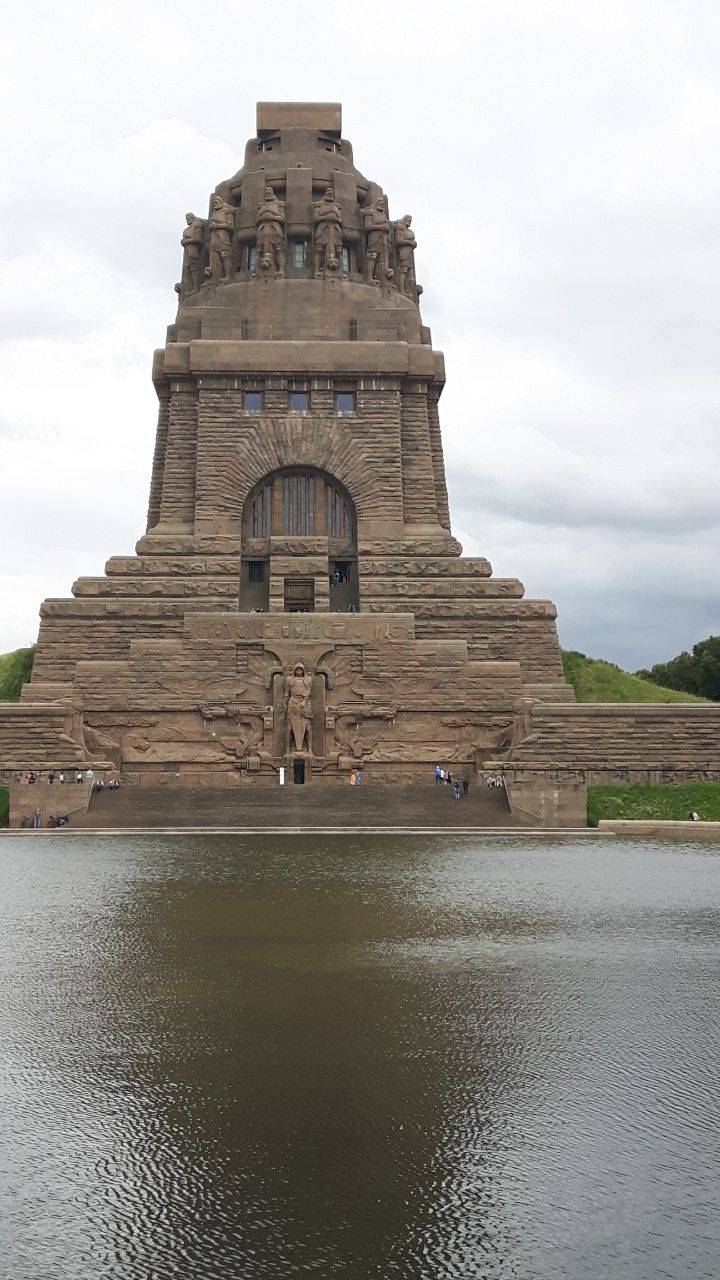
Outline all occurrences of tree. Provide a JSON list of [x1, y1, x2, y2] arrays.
[[638, 636, 720, 701]]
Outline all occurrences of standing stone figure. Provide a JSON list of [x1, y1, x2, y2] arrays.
[[256, 186, 285, 274], [176, 213, 206, 295], [284, 662, 313, 754], [393, 214, 417, 299], [204, 196, 235, 284], [363, 199, 393, 286], [313, 186, 343, 274]]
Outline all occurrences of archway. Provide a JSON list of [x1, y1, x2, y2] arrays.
[[240, 467, 359, 612]]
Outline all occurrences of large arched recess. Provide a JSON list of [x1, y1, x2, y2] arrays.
[[240, 466, 359, 612]]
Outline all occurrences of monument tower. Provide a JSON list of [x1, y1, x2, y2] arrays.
[[6, 102, 717, 824]]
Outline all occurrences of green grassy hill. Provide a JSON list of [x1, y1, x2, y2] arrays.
[[0, 645, 35, 824], [0, 645, 35, 702], [562, 650, 707, 704]]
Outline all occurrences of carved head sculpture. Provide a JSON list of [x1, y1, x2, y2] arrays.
[[293, 662, 305, 677], [185, 212, 194, 225], [402, 214, 412, 227], [212, 195, 223, 211], [374, 198, 385, 212], [324, 187, 335, 201], [264, 185, 275, 201]]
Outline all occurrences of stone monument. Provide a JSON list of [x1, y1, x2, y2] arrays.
[[1, 101, 718, 826]]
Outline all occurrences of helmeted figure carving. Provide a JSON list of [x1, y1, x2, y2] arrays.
[[205, 196, 235, 284], [313, 187, 343, 274], [284, 662, 313, 754], [363, 199, 393, 286], [256, 186, 285, 274], [177, 213, 205, 296], [393, 215, 417, 300]]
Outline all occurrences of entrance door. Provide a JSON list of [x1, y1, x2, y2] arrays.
[[293, 759, 305, 784], [285, 577, 315, 612]]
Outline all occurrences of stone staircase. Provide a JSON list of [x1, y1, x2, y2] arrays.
[[72, 782, 532, 829]]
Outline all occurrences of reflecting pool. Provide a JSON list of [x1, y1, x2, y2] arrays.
[[1, 834, 718, 1278]]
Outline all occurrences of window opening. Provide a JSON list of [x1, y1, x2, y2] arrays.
[[336, 391, 355, 414], [342, 247, 350, 273], [249, 483, 271, 539], [244, 391, 263, 412], [283, 474, 315, 536], [290, 390, 309, 412], [293, 241, 306, 268], [327, 486, 350, 541], [248, 561, 264, 583]]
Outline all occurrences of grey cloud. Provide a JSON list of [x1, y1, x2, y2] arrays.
[[1, 0, 718, 673]]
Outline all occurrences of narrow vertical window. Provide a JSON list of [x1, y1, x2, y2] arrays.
[[293, 241, 306, 268], [335, 392, 355, 415], [290, 391, 309, 411], [342, 247, 350, 273], [248, 246, 257, 272]]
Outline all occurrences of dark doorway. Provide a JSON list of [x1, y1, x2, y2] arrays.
[[240, 558, 269, 611], [329, 559, 359, 612], [293, 759, 305, 785], [285, 577, 315, 612]]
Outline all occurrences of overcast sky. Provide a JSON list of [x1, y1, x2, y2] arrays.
[[1, 0, 718, 669]]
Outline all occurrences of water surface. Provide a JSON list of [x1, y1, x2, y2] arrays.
[[1, 834, 718, 1279]]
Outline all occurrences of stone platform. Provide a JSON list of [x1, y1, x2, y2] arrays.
[[67, 782, 524, 830]]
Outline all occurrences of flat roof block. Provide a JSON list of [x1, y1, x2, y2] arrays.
[[256, 101, 342, 134]]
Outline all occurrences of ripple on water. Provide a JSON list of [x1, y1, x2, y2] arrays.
[[0, 834, 719, 1279]]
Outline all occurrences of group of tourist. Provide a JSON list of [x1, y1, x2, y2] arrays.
[[434, 766, 470, 800], [19, 768, 120, 829], [349, 769, 363, 785], [24, 768, 91, 785], [22, 768, 121, 789], [486, 774, 505, 790]]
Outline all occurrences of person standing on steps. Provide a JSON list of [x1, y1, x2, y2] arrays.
[[453, 780, 461, 800], [33, 807, 41, 829], [462, 778, 469, 798]]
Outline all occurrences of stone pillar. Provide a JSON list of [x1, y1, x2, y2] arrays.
[[427, 386, 450, 530], [146, 387, 169, 531], [159, 380, 199, 530], [400, 380, 440, 526]]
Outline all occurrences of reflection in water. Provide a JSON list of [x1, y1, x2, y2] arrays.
[[0, 835, 719, 1279]]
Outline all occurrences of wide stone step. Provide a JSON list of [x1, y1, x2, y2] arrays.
[[72, 783, 532, 829]]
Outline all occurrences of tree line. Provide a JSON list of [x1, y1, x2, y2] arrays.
[[637, 636, 720, 702]]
